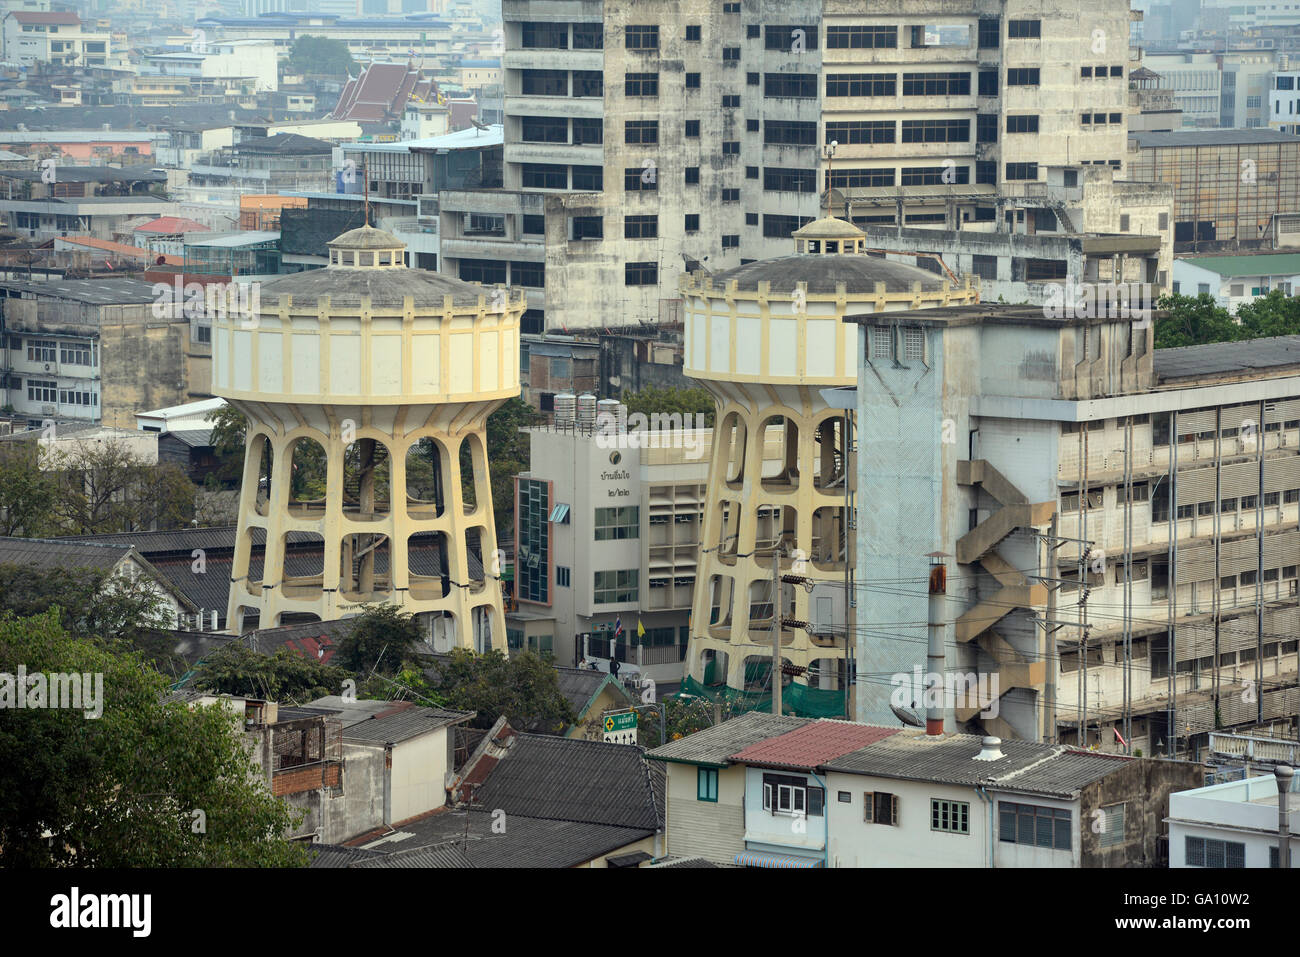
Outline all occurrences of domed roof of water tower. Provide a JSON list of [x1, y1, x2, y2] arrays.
[[707, 215, 949, 296], [255, 225, 495, 308]]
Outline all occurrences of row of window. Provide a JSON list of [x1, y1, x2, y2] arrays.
[[24, 379, 95, 406], [593, 568, 638, 604]]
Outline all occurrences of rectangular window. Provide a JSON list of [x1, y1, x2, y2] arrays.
[[594, 568, 639, 603], [686, 24, 701, 42], [1185, 836, 1246, 868], [571, 165, 603, 190], [685, 213, 700, 232], [27, 339, 57, 363], [977, 114, 998, 143], [573, 118, 602, 145], [1006, 68, 1040, 86], [721, 94, 741, 108], [977, 18, 1000, 49], [697, 767, 718, 801], [571, 216, 603, 240], [826, 73, 895, 97], [901, 72, 971, 96], [764, 73, 818, 98], [595, 506, 640, 540], [722, 234, 739, 249], [624, 215, 658, 239], [765, 120, 818, 145], [625, 119, 658, 144], [746, 167, 759, 180], [685, 72, 700, 89], [931, 798, 970, 834], [511, 261, 545, 288], [721, 188, 740, 202], [763, 167, 817, 192], [901, 118, 970, 143], [573, 71, 603, 97], [685, 119, 700, 137], [1098, 803, 1125, 848], [625, 167, 657, 191], [521, 22, 568, 49], [999, 801, 1072, 850], [625, 25, 659, 50], [685, 167, 700, 184], [971, 254, 998, 280], [765, 25, 818, 50], [902, 165, 967, 186], [828, 168, 895, 189], [762, 214, 814, 238], [1005, 162, 1038, 181], [978, 69, 998, 96], [27, 379, 56, 403], [521, 69, 567, 96], [722, 141, 740, 155], [1007, 115, 1039, 133], [825, 120, 894, 144], [625, 72, 659, 97], [522, 163, 567, 189], [555, 565, 571, 587], [521, 115, 568, 143], [625, 261, 658, 285], [1007, 19, 1041, 38], [825, 25, 896, 49], [722, 46, 740, 61], [863, 791, 898, 825]]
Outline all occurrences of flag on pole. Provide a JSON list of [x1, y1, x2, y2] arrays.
[[614, 617, 624, 639], [637, 619, 645, 639], [1113, 727, 1128, 748]]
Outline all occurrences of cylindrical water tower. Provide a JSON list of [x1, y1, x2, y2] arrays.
[[213, 226, 525, 649], [681, 216, 978, 712]]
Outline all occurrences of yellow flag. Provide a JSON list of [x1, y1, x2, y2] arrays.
[[637, 619, 645, 638]]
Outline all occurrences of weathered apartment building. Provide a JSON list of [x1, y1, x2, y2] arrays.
[[489, 0, 1136, 329], [852, 300, 1300, 760], [0, 278, 211, 429]]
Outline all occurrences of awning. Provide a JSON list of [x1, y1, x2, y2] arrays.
[[549, 503, 570, 523], [733, 851, 823, 869]]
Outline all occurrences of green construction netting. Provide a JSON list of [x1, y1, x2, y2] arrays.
[[677, 674, 846, 719]]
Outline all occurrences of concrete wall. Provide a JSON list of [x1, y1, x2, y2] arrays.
[[1081, 756, 1206, 867], [390, 730, 451, 824]]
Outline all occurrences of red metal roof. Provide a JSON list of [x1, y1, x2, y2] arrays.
[[730, 720, 900, 770], [134, 216, 209, 234]]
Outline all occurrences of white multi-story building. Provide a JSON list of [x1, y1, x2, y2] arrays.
[[1173, 253, 1300, 313], [139, 39, 279, 94], [511, 419, 710, 681], [1, 10, 113, 67], [1169, 765, 1298, 867]]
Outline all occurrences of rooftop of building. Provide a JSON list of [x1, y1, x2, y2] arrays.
[[233, 133, 334, 155], [1153, 334, 1300, 383], [0, 536, 134, 572], [0, 166, 166, 184], [647, 712, 810, 766], [1133, 128, 1300, 148], [0, 276, 158, 305], [1179, 252, 1300, 277], [730, 719, 900, 771], [702, 253, 949, 296], [135, 216, 210, 234]]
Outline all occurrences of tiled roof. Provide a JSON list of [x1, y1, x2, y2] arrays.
[[135, 216, 210, 234], [235, 133, 333, 155], [730, 720, 900, 770], [554, 665, 631, 718], [0, 536, 133, 572], [308, 844, 387, 868], [350, 841, 472, 868], [341, 702, 475, 744], [647, 712, 809, 766], [351, 808, 651, 868], [468, 732, 659, 830]]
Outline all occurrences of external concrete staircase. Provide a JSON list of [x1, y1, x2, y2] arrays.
[[954, 460, 1056, 738]]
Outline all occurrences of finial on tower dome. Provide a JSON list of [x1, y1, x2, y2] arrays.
[[792, 215, 867, 255], [326, 225, 407, 268]]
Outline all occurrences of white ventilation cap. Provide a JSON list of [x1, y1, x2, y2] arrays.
[[974, 736, 1004, 761]]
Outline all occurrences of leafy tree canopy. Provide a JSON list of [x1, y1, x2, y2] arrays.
[[336, 604, 423, 677], [0, 611, 307, 867], [430, 648, 575, 732], [288, 35, 358, 78], [191, 643, 350, 704], [620, 385, 715, 426]]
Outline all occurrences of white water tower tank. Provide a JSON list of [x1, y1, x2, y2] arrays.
[[577, 393, 597, 431]]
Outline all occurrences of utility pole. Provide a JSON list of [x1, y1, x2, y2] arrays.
[[926, 553, 948, 736], [772, 543, 782, 716]]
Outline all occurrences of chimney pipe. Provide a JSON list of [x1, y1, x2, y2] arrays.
[[926, 553, 947, 736]]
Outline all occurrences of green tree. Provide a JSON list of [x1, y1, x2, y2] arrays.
[[0, 611, 307, 867], [0, 442, 56, 536], [206, 402, 247, 488], [41, 438, 195, 534], [0, 562, 172, 647], [620, 385, 716, 426], [1154, 293, 1242, 349], [191, 643, 350, 703], [288, 35, 358, 78], [336, 604, 423, 676], [484, 397, 542, 534], [1236, 289, 1300, 339], [431, 648, 575, 732]]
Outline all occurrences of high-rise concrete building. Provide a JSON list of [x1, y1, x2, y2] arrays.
[[496, 0, 1136, 330], [850, 299, 1300, 755], [681, 217, 978, 712], [215, 226, 526, 647]]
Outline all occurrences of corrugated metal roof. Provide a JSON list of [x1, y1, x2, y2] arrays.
[[342, 704, 474, 744], [730, 720, 900, 770], [0, 536, 133, 572], [470, 733, 659, 830], [997, 749, 1132, 797], [1135, 128, 1300, 148], [350, 841, 473, 868], [647, 712, 809, 766]]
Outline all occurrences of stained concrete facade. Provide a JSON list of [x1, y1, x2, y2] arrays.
[[499, 0, 1134, 330]]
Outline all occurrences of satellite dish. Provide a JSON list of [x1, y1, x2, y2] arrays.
[[891, 702, 925, 728], [470, 118, 489, 131]]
